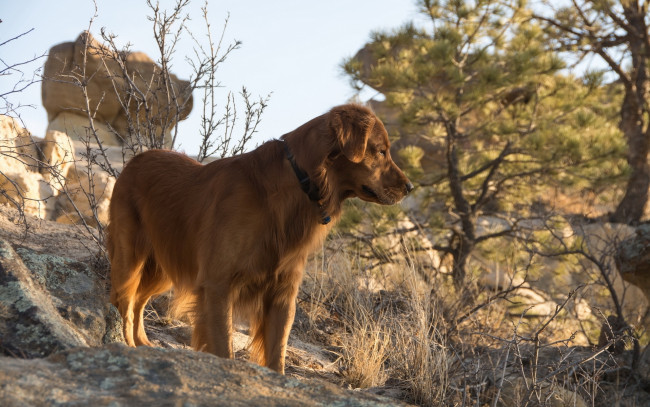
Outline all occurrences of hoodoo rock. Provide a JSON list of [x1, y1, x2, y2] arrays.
[[42, 31, 193, 147]]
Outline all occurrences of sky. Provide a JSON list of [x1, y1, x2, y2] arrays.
[[2, 0, 422, 155]]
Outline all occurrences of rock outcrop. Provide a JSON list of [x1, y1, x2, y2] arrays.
[[0, 115, 117, 225], [616, 224, 650, 302], [42, 31, 193, 147], [0, 116, 55, 219], [0, 239, 121, 358], [0, 31, 195, 226], [0, 344, 406, 407], [348, 43, 447, 177]]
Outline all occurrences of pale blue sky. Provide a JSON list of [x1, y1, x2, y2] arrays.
[[2, 0, 422, 155]]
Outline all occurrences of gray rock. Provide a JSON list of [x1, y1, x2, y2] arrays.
[[615, 224, 650, 300], [0, 239, 121, 358], [0, 344, 407, 406]]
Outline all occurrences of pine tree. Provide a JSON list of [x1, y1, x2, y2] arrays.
[[343, 0, 625, 289], [535, 0, 650, 224]]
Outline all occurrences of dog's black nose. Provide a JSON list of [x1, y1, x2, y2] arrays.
[[405, 182, 414, 194]]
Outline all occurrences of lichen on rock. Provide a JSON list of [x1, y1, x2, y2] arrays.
[[0, 239, 121, 358]]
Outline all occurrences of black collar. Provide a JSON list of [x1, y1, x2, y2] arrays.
[[281, 140, 331, 225]]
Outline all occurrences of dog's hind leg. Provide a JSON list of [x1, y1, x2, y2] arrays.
[[132, 256, 172, 346], [109, 216, 150, 347]]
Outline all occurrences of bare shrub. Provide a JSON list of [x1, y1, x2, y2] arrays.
[[297, 208, 643, 406], [1, 28, 46, 118], [1, 27, 48, 223], [13, 0, 268, 257]]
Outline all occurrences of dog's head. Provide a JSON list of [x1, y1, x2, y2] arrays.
[[327, 104, 413, 205]]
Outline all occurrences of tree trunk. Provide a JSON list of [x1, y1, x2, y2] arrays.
[[612, 145, 650, 224], [611, 3, 650, 224], [611, 84, 650, 223], [445, 122, 477, 287], [450, 233, 475, 289]]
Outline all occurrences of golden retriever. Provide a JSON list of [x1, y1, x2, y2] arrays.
[[108, 104, 413, 373]]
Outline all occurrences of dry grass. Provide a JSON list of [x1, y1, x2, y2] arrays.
[[389, 286, 451, 405], [340, 311, 391, 389], [297, 227, 645, 407], [301, 238, 456, 403]]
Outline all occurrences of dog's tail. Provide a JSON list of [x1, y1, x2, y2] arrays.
[[169, 286, 198, 324], [249, 317, 267, 366]]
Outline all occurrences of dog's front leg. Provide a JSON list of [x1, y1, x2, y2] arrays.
[[264, 294, 297, 374]]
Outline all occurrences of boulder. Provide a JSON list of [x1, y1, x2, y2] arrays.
[[350, 44, 532, 182], [0, 170, 55, 219], [46, 111, 122, 146], [615, 224, 650, 302], [0, 205, 97, 262], [366, 99, 446, 180], [42, 31, 193, 147], [0, 115, 56, 219], [39, 130, 75, 182], [0, 115, 40, 172], [505, 287, 558, 318], [0, 114, 122, 226], [0, 344, 406, 407], [0, 239, 121, 358], [54, 167, 116, 227]]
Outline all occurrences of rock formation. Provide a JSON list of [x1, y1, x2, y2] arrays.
[[616, 224, 650, 302], [0, 344, 405, 407], [0, 116, 56, 219], [1, 30, 195, 227], [349, 43, 534, 185], [0, 239, 122, 358], [42, 31, 193, 147], [0, 115, 116, 225]]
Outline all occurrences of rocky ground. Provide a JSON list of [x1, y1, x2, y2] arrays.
[[3, 345, 397, 407]]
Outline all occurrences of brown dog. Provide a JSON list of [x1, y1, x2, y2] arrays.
[[107, 104, 413, 373]]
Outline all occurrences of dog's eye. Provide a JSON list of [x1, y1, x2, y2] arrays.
[[378, 150, 386, 158]]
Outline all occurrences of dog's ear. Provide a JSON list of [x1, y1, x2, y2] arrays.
[[329, 105, 376, 163]]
